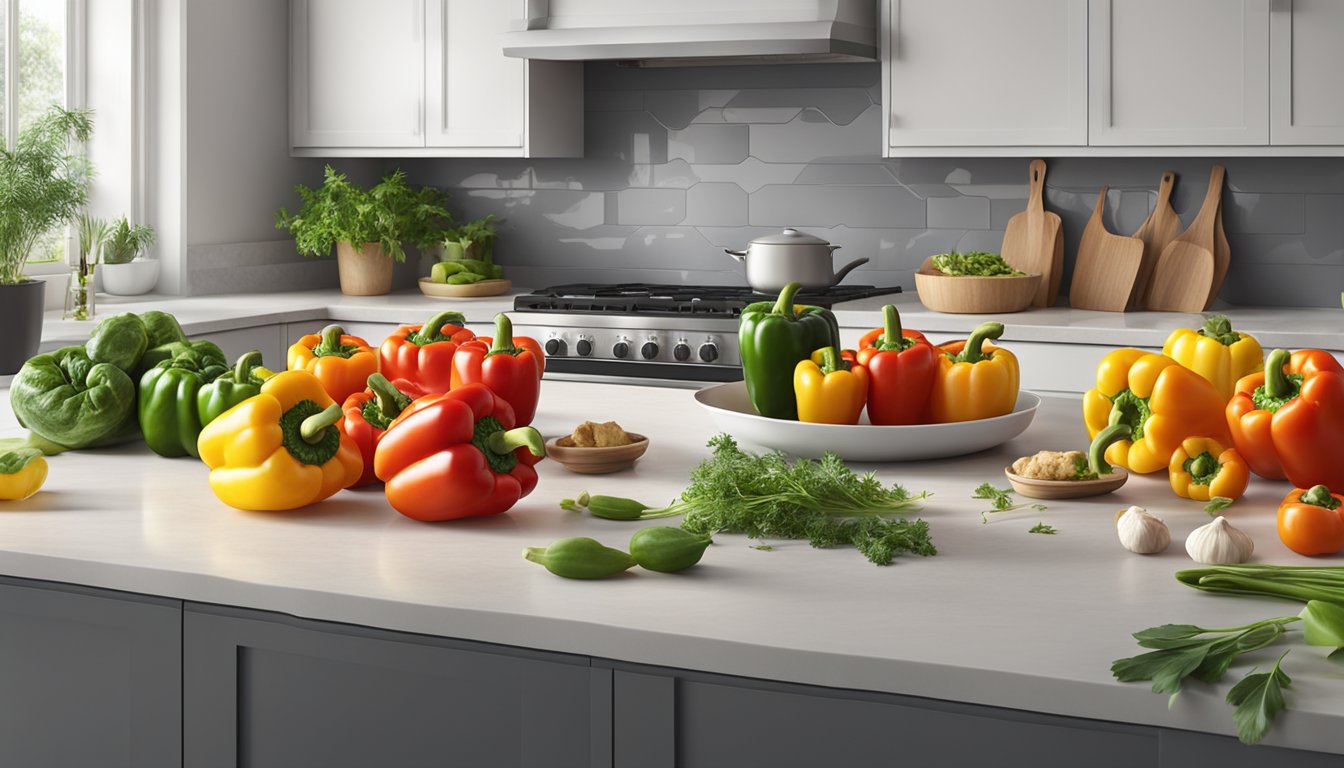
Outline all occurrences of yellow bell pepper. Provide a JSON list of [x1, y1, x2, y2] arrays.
[[1082, 349, 1231, 474], [0, 449, 47, 501], [1162, 315, 1263, 402], [198, 369, 363, 511], [794, 346, 868, 424], [1168, 437, 1249, 503], [928, 322, 1020, 423]]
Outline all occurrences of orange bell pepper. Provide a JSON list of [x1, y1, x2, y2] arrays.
[[928, 322, 1019, 423], [1168, 437, 1249, 503], [1226, 348, 1344, 485], [1277, 485, 1344, 556], [287, 324, 379, 404], [1162, 314, 1263, 402], [793, 347, 868, 424], [378, 311, 476, 394], [1082, 349, 1230, 474]]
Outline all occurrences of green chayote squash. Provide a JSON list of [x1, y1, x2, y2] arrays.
[[10, 346, 140, 449], [85, 313, 149, 374]]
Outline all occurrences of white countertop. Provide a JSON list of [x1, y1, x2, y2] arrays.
[[1, 379, 1341, 753], [40, 289, 1344, 352]]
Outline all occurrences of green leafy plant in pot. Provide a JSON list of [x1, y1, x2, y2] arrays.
[[99, 215, 158, 296], [0, 107, 93, 374], [275, 165, 451, 296]]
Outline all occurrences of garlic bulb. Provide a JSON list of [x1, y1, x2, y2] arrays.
[[1116, 505, 1169, 554], [1185, 516, 1254, 565]]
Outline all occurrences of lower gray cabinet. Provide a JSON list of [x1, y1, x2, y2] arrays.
[[0, 577, 182, 768], [183, 603, 610, 768]]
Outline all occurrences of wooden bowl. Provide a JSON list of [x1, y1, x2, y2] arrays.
[[418, 277, 512, 298], [545, 434, 649, 474], [914, 258, 1041, 314], [1004, 466, 1129, 499]]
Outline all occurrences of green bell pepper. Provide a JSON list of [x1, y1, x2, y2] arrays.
[[137, 338, 227, 377], [10, 346, 140, 449], [138, 349, 228, 458], [738, 281, 841, 420], [85, 313, 150, 374], [139, 310, 189, 348], [196, 350, 271, 428]]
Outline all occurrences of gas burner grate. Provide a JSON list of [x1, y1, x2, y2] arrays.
[[514, 283, 901, 317]]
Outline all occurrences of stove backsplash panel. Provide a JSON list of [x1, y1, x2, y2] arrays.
[[393, 62, 1344, 308]]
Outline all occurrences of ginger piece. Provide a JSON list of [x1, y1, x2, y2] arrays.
[[570, 420, 634, 448]]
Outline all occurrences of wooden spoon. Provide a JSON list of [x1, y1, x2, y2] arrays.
[[1128, 171, 1181, 310], [1147, 165, 1224, 312], [1001, 159, 1064, 307], [1069, 187, 1145, 312]]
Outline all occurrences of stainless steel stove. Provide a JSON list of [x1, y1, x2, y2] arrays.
[[512, 283, 902, 384]]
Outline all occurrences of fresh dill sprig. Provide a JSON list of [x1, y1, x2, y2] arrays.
[[1028, 522, 1058, 535], [974, 482, 1046, 523]]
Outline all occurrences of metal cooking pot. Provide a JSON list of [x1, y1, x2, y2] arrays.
[[724, 228, 869, 293]]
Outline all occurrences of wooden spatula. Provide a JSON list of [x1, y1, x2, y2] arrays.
[[1069, 187, 1145, 312], [1128, 171, 1180, 309], [1001, 159, 1064, 307], [1148, 165, 1224, 312]]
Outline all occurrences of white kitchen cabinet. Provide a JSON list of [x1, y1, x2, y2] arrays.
[[291, 0, 582, 157], [1088, 0, 1269, 146], [1269, 0, 1344, 145], [881, 0, 1088, 148]]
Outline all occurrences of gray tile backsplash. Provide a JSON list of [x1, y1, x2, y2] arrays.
[[375, 61, 1344, 308]]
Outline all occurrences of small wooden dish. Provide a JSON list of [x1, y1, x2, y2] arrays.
[[914, 257, 1041, 314], [418, 277, 512, 298], [1004, 466, 1129, 499], [545, 434, 649, 474]]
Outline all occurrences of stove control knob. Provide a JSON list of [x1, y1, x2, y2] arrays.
[[612, 341, 630, 359], [698, 343, 719, 363], [673, 342, 691, 362], [544, 338, 566, 357], [576, 338, 593, 357], [641, 341, 659, 360]]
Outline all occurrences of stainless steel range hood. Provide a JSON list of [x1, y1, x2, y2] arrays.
[[500, 1, 877, 67]]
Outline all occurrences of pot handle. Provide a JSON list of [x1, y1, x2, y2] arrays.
[[723, 248, 748, 263], [832, 257, 869, 285]]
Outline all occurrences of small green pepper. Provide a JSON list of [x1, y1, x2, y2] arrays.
[[523, 537, 637, 580], [630, 527, 712, 573], [430, 261, 467, 283], [446, 272, 486, 285]]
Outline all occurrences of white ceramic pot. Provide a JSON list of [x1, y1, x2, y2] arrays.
[[723, 228, 869, 293], [100, 259, 160, 296]]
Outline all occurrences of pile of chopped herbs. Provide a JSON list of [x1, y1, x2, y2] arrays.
[[930, 251, 1024, 277], [670, 434, 933, 565]]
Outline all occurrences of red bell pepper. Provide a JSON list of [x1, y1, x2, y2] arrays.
[[1226, 348, 1344, 486], [341, 374, 425, 487], [373, 383, 544, 521], [378, 311, 476, 394], [451, 313, 544, 425], [854, 305, 939, 425]]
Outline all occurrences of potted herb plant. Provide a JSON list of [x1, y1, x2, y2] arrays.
[[275, 165, 451, 296], [0, 107, 93, 374], [99, 216, 158, 296]]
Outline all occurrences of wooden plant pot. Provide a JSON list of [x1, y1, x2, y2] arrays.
[[336, 242, 394, 296]]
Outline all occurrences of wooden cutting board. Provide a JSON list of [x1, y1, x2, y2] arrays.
[[1147, 165, 1224, 312], [1001, 159, 1064, 307], [1128, 171, 1181, 310], [1206, 203, 1230, 309], [1069, 187, 1145, 312]]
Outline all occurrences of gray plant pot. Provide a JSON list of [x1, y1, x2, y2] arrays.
[[0, 279, 45, 374]]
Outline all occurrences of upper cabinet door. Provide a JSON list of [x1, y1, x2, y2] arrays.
[[1089, 0, 1269, 146], [425, 0, 525, 149], [1270, 0, 1344, 145], [291, 0, 425, 148], [884, 0, 1087, 148]]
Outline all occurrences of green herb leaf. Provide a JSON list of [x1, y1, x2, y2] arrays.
[[1133, 624, 1207, 643], [1203, 496, 1235, 515], [1028, 522, 1057, 535], [1300, 600, 1344, 649], [1225, 651, 1291, 746], [750, 543, 775, 552], [975, 483, 1046, 522]]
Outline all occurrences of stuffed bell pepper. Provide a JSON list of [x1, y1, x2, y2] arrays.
[[854, 304, 937, 425], [739, 281, 841, 421], [379, 311, 477, 394], [1226, 348, 1344, 489], [928, 322, 1019, 423], [287, 324, 379, 404], [451, 313, 544, 425]]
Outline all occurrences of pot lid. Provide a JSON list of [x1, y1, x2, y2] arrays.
[[750, 228, 832, 246]]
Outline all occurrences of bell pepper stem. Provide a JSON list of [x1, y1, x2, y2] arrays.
[[299, 403, 343, 444], [956, 322, 1004, 364], [816, 346, 841, 375], [1189, 453, 1216, 480], [772, 281, 802, 320], [1264, 348, 1293, 400], [1301, 485, 1339, 509], [366, 373, 411, 418], [319, 324, 345, 352], [232, 350, 263, 382], [1200, 314, 1237, 345], [422, 311, 467, 339], [875, 304, 911, 351], [486, 313, 521, 358], [487, 425, 545, 458], [1088, 423, 1130, 476]]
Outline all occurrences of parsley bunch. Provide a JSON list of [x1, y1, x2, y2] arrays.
[[675, 435, 934, 565]]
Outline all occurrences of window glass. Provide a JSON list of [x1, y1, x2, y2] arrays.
[[17, 0, 65, 134]]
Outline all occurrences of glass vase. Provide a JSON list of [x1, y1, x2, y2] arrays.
[[63, 266, 95, 321]]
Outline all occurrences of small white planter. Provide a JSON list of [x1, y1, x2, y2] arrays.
[[100, 259, 160, 296]]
